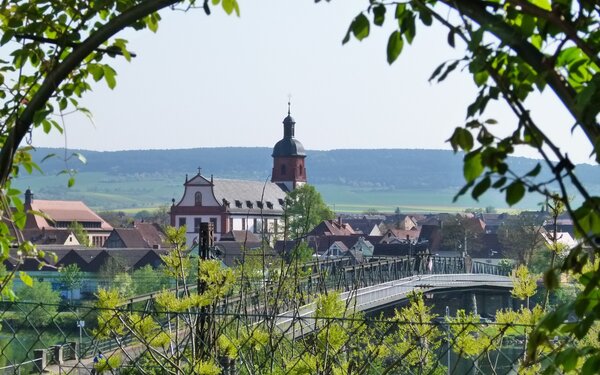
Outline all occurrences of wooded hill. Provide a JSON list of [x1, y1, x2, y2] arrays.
[[12, 147, 599, 212]]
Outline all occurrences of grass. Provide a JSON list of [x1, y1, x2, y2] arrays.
[[13, 172, 539, 213]]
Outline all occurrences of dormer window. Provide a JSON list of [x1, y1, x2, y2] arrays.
[[257, 201, 263, 209], [235, 200, 242, 208], [278, 198, 285, 206], [246, 201, 253, 208], [222, 199, 230, 207], [266, 201, 273, 209], [195, 192, 202, 206]]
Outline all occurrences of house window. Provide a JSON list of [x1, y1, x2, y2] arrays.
[[195, 192, 202, 206], [241, 218, 246, 230], [274, 219, 278, 234], [194, 218, 202, 233], [229, 218, 233, 231], [281, 164, 286, 175], [253, 218, 258, 233], [179, 217, 186, 228]]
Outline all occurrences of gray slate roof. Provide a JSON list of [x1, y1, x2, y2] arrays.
[[213, 179, 286, 214]]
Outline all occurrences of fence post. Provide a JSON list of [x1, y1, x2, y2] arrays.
[[68, 341, 78, 360], [34, 349, 46, 372], [52, 345, 64, 365]]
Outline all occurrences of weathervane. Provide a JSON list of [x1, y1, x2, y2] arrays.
[[197, 167, 202, 176], [287, 94, 292, 115]]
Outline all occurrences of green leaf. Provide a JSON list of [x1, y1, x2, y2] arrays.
[[373, 5, 386, 26], [71, 152, 87, 164], [429, 62, 446, 82], [41, 153, 57, 163], [543, 268, 559, 291], [68, 177, 75, 188], [0, 30, 14, 46], [525, 163, 541, 177], [351, 14, 370, 41], [103, 66, 117, 89], [492, 177, 506, 188], [437, 60, 459, 82], [222, 0, 234, 15], [505, 180, 525, 206], [386, 31, 403, 64], [19, 271, 33, 287], [556, 348, 578, 372], [448, 127, 473, 152], [463, 152, 484, 183], [581, 354, 600, 375], [447, 29, 455, 48], [453, 181, 474, 202], [471, 176, 490, 201]]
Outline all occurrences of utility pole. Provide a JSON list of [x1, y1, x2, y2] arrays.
[[446, 306, 451, 375], [197, 222, 214, 358]]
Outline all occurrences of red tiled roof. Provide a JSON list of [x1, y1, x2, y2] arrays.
[[27, 200, 112, 230]]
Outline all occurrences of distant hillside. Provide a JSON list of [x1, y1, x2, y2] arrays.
[[11, 147, 599, 212]]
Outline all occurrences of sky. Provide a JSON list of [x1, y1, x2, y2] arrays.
[[31, 0, 593, 164]]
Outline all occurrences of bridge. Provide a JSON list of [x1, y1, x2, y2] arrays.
[[40, 255, 512, 373], [275, 270, 512, 336]]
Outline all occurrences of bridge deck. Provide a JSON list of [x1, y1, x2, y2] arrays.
[[276, 273, 512, 336]]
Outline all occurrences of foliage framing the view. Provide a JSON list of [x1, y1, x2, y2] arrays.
[[0, 0, 239, 294], [338, 0, 600, 371]]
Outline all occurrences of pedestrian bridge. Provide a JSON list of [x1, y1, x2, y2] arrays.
[[275, 272, 512, 332], [344, 272, 511, 311]]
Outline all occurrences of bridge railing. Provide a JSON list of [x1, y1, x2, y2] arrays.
[[470, 260, 509, 276]]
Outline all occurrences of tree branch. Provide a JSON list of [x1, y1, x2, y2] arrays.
[[0, 0, 184, 186], [441, 0, 600, 155]]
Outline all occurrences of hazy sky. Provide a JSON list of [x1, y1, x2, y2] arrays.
[[32, 0, 593, 164]]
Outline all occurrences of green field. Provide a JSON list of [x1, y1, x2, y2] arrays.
[[13, 172, 538, 214], [316, 184, 531, 213]]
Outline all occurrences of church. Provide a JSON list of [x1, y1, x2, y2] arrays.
[[169, 105, 307, 244]]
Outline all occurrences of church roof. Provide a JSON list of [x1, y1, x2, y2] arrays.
[[272, 108, 306, 157], [272, 137, 306, 157], [212, 179, 286, 214]]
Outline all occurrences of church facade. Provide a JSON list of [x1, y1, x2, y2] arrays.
[[170, 106, 307, 244]]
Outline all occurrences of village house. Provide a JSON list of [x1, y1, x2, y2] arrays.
[[104, 222, 168, 249], [22, 189, 113, 246]]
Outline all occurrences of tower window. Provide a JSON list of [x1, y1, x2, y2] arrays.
[[281, 164, 286, 175], [195, 192, 202, 206]]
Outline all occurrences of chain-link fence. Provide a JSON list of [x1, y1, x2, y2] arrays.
[[0, 297, 553, 375]]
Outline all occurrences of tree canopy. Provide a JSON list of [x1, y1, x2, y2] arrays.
[[284, 184, 335, 239], [339, 0, 599, 370]]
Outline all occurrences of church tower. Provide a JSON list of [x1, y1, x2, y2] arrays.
[[271, 102, 307, 192]]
